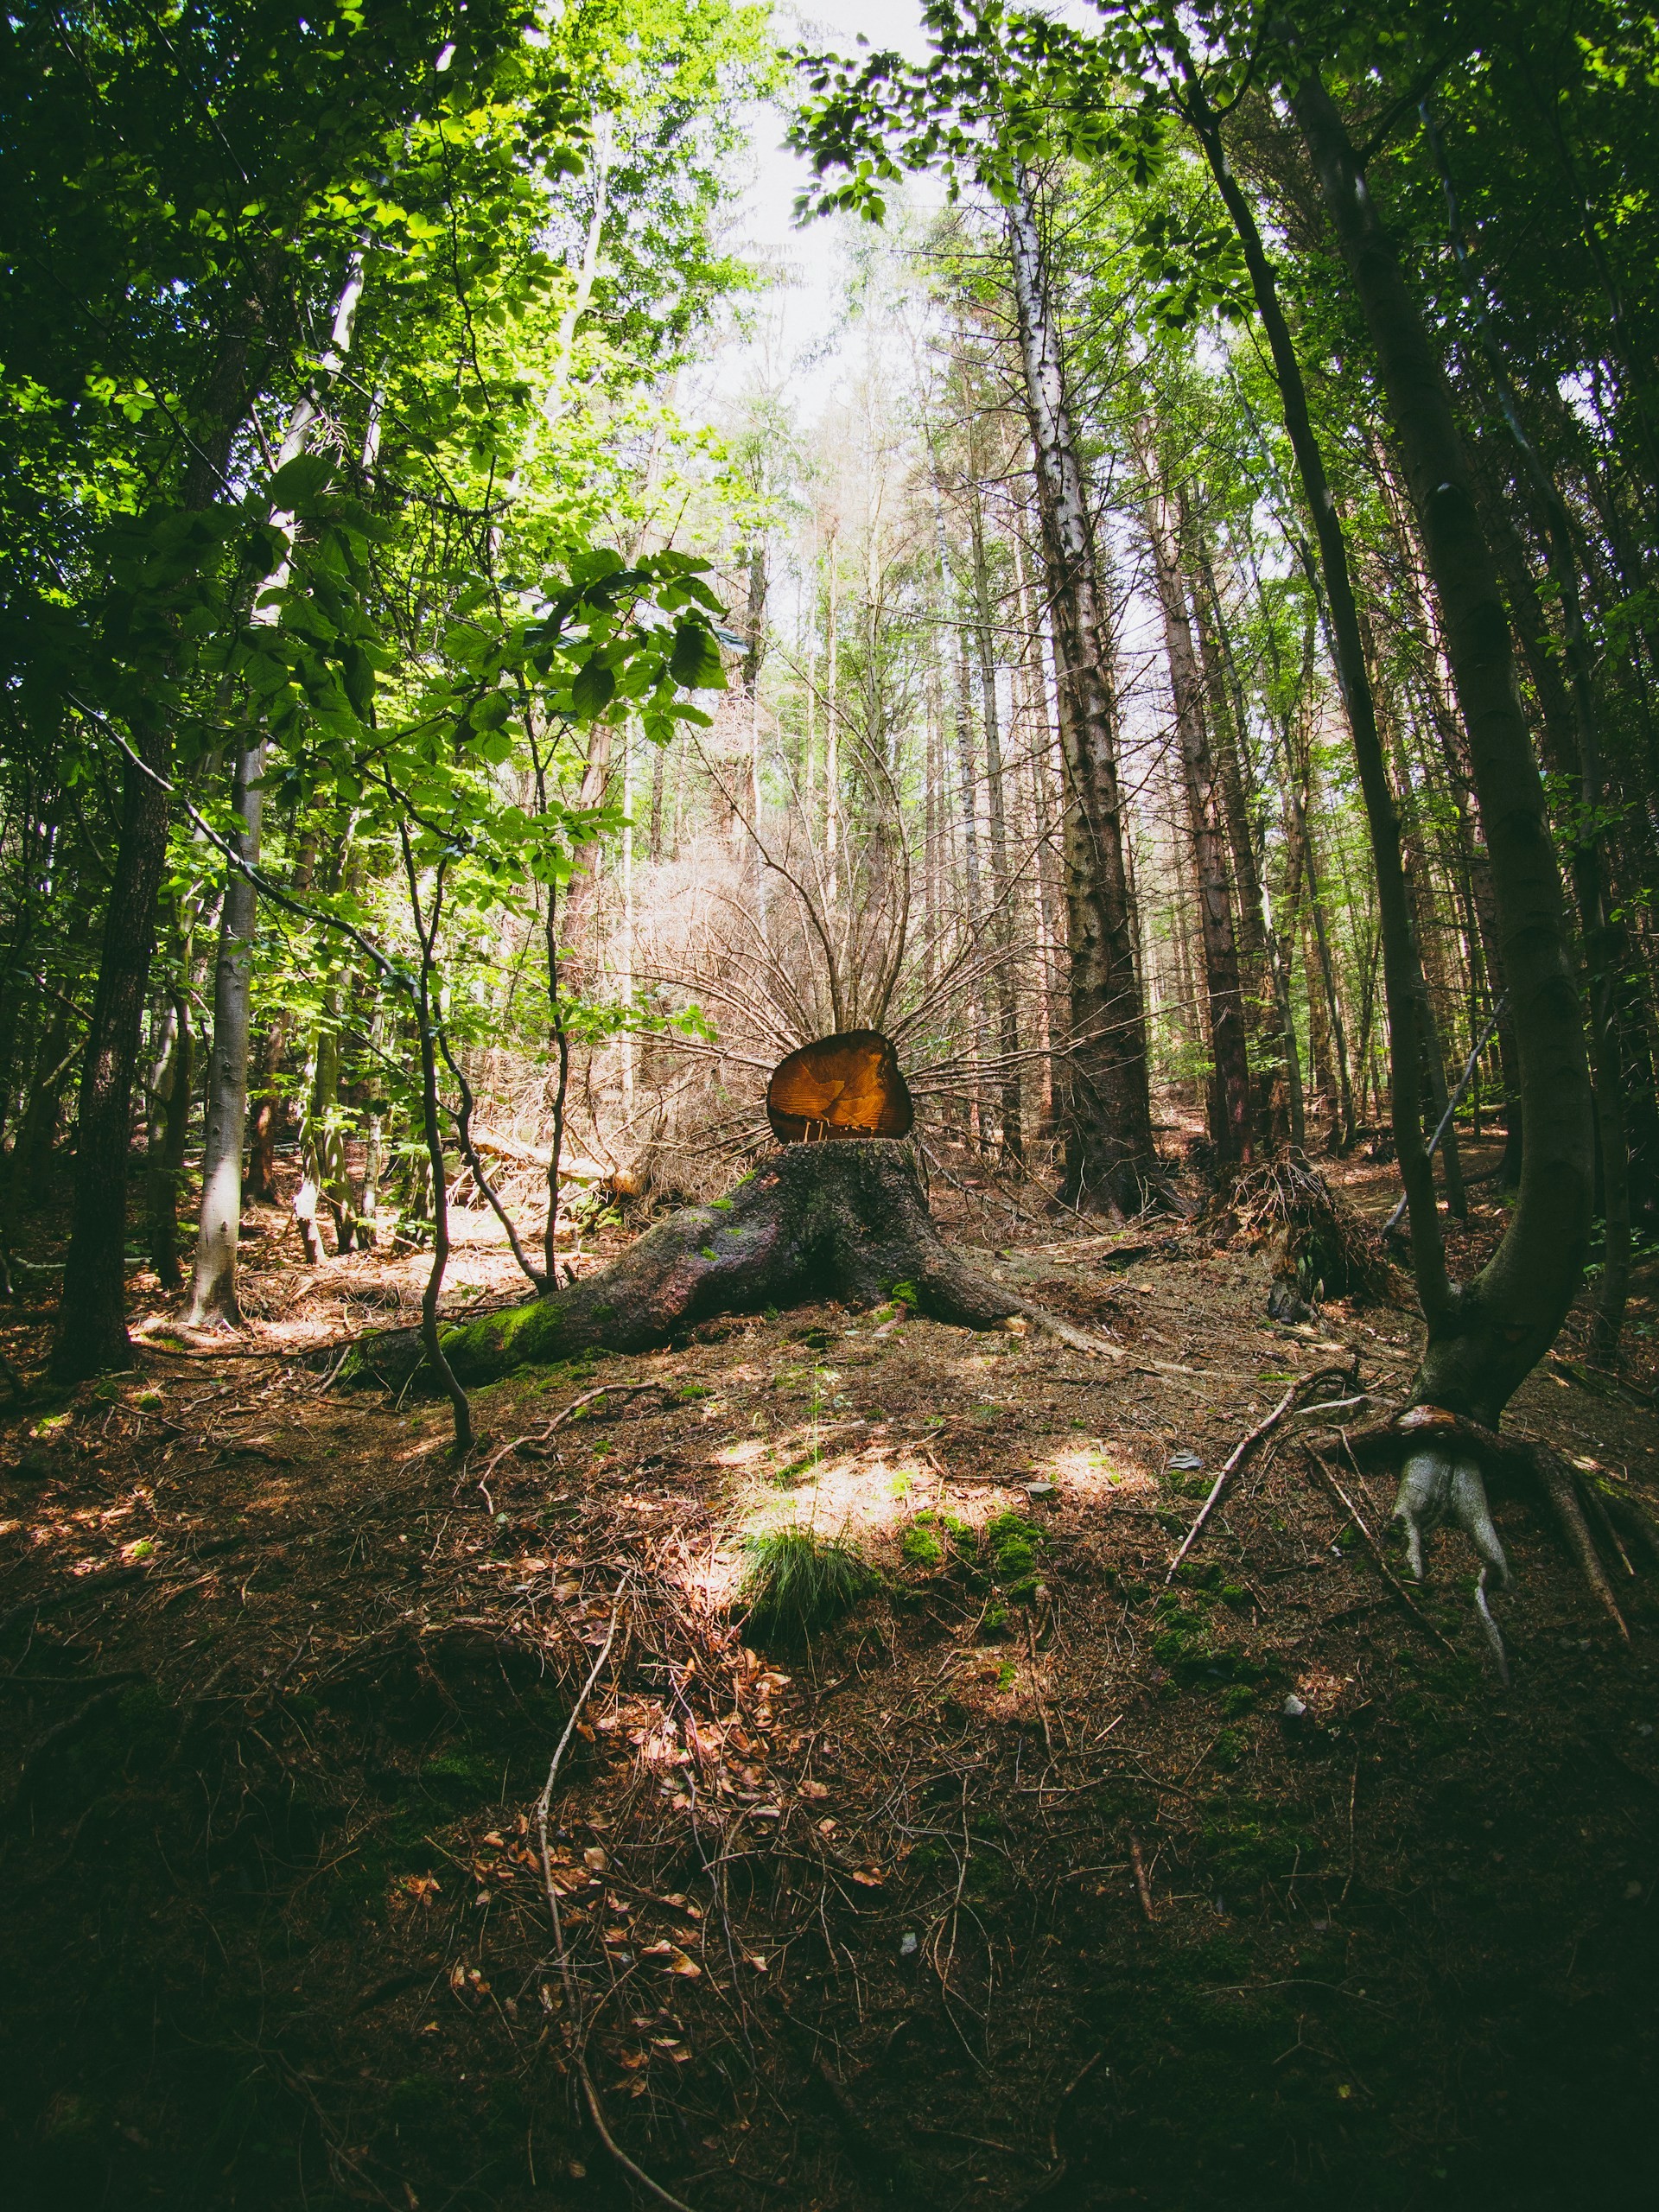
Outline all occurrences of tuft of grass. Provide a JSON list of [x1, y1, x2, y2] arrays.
[[741, 1525, 872, 1642]]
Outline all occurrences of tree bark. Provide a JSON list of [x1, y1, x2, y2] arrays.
[[969, 474, 1024, 1163], [186, 260, 365, 1324], [188, 737, 265, 1321], [1143, 474, 1252, 1160], [1165, 41, 1466, 1385], [1005, 164, 1161, 1213], [144, 982, 193, 1291], [52, 729, 171, 1376], [1288, 62, 1593, 1426]]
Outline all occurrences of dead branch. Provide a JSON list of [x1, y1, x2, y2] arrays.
[[1166, 1363, 1354, 1581]]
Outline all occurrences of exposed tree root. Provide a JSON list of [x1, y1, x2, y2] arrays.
[[339, 1140, 1115, 1393], [1329, 1404, 1647, 1643]]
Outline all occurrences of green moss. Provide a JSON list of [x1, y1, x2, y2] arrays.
[[902, 1521, 944, 1569], [709, 1196, 734, 1209], [985, 1507, 1045, 1587]]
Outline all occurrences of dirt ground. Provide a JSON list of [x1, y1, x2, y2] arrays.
[[1, 1142, 1656, 2211]]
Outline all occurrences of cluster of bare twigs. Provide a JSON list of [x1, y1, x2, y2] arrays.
[[1206, 1154, 1399, 1307]]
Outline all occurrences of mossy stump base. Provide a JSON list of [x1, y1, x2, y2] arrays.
[[341, 1140, 1030, 1395]]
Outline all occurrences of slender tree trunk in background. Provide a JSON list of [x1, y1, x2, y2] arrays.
[[188, 736, 266, 1320], [184, 263, 364, 1325], [1265, 912, 1306, 1149], [1174, 54, 1446, 1313], [144, 982, 193, 1291], [16, 1005, 73, 1191], [1007, 163, 1161, 1214], [1197, 556, 1292, 1130], [1291, 63, 1593, 1424], [1144, 477, 1252, 1161], [359, 1001, 385, 1251], [1291, 779, 1356, 1151], [969, 480, 1024, 1163]]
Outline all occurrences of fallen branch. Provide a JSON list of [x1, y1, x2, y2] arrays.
[[476, 1382, 667, 1492], [1534, 1448, 1630, 1642], [1128, 1833, 1155, 1922], [1166, 1364, 1354, 1582]]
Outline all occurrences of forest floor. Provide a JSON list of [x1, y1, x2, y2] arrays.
[[1, 1142, 1656, 2211]]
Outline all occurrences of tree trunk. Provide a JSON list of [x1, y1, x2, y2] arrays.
[[50, 706, 174, 1380], [1143, 474, 1252, 1160], [340, 1140, 1077, 1393], [144, 984, 193, 1291], [1289, 63, 1593, 1427], [1005, 164, 1161, 1213], [187, 262, 365, 1321], [188, 738, 265, 1321], [969, 476, 1024, 1164]]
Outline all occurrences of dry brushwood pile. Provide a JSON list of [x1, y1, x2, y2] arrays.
[[1205, 1155, 1402, 1319], [2, 1151, 1657, 2212]]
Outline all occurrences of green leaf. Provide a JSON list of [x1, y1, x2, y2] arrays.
[[267, 452, 336, 512], [668, 618, 725, 690], [571, 655, 616, 718]]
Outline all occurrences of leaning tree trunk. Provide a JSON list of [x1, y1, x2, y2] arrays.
[[1289, 64, 1593, 1430], [1154, 34, 1621, 1627], [340, 1141, 1101, 1395]]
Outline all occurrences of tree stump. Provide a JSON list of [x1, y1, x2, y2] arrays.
[[341, 1139, 1060, 1395]]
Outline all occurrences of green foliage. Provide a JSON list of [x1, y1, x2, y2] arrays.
[[740, 1525, 872, 1642]]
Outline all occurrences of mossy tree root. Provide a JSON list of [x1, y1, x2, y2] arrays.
[[339, 1140, 1085, 1395]]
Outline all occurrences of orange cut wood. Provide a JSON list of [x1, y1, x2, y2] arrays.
[[766, 1031, 913, 1144]]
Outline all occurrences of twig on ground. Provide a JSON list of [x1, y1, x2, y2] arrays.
[[1166, 1364, 1353, 1583], [1128, 1833, 1154, 1922], [478, 1382, 666, 1491], [533, 1586, 697, 2212], [1532, 1448, 1630, 1642]]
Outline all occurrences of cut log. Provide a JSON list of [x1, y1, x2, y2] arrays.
[[338, 1138, 1098, 1394]]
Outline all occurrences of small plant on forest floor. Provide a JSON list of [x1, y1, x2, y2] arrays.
[[741, 1526, 872, 1642]]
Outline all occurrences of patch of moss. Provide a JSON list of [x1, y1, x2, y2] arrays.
[[901, 1521, 944, 1570], [986, 1507, 1045, 1586]]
